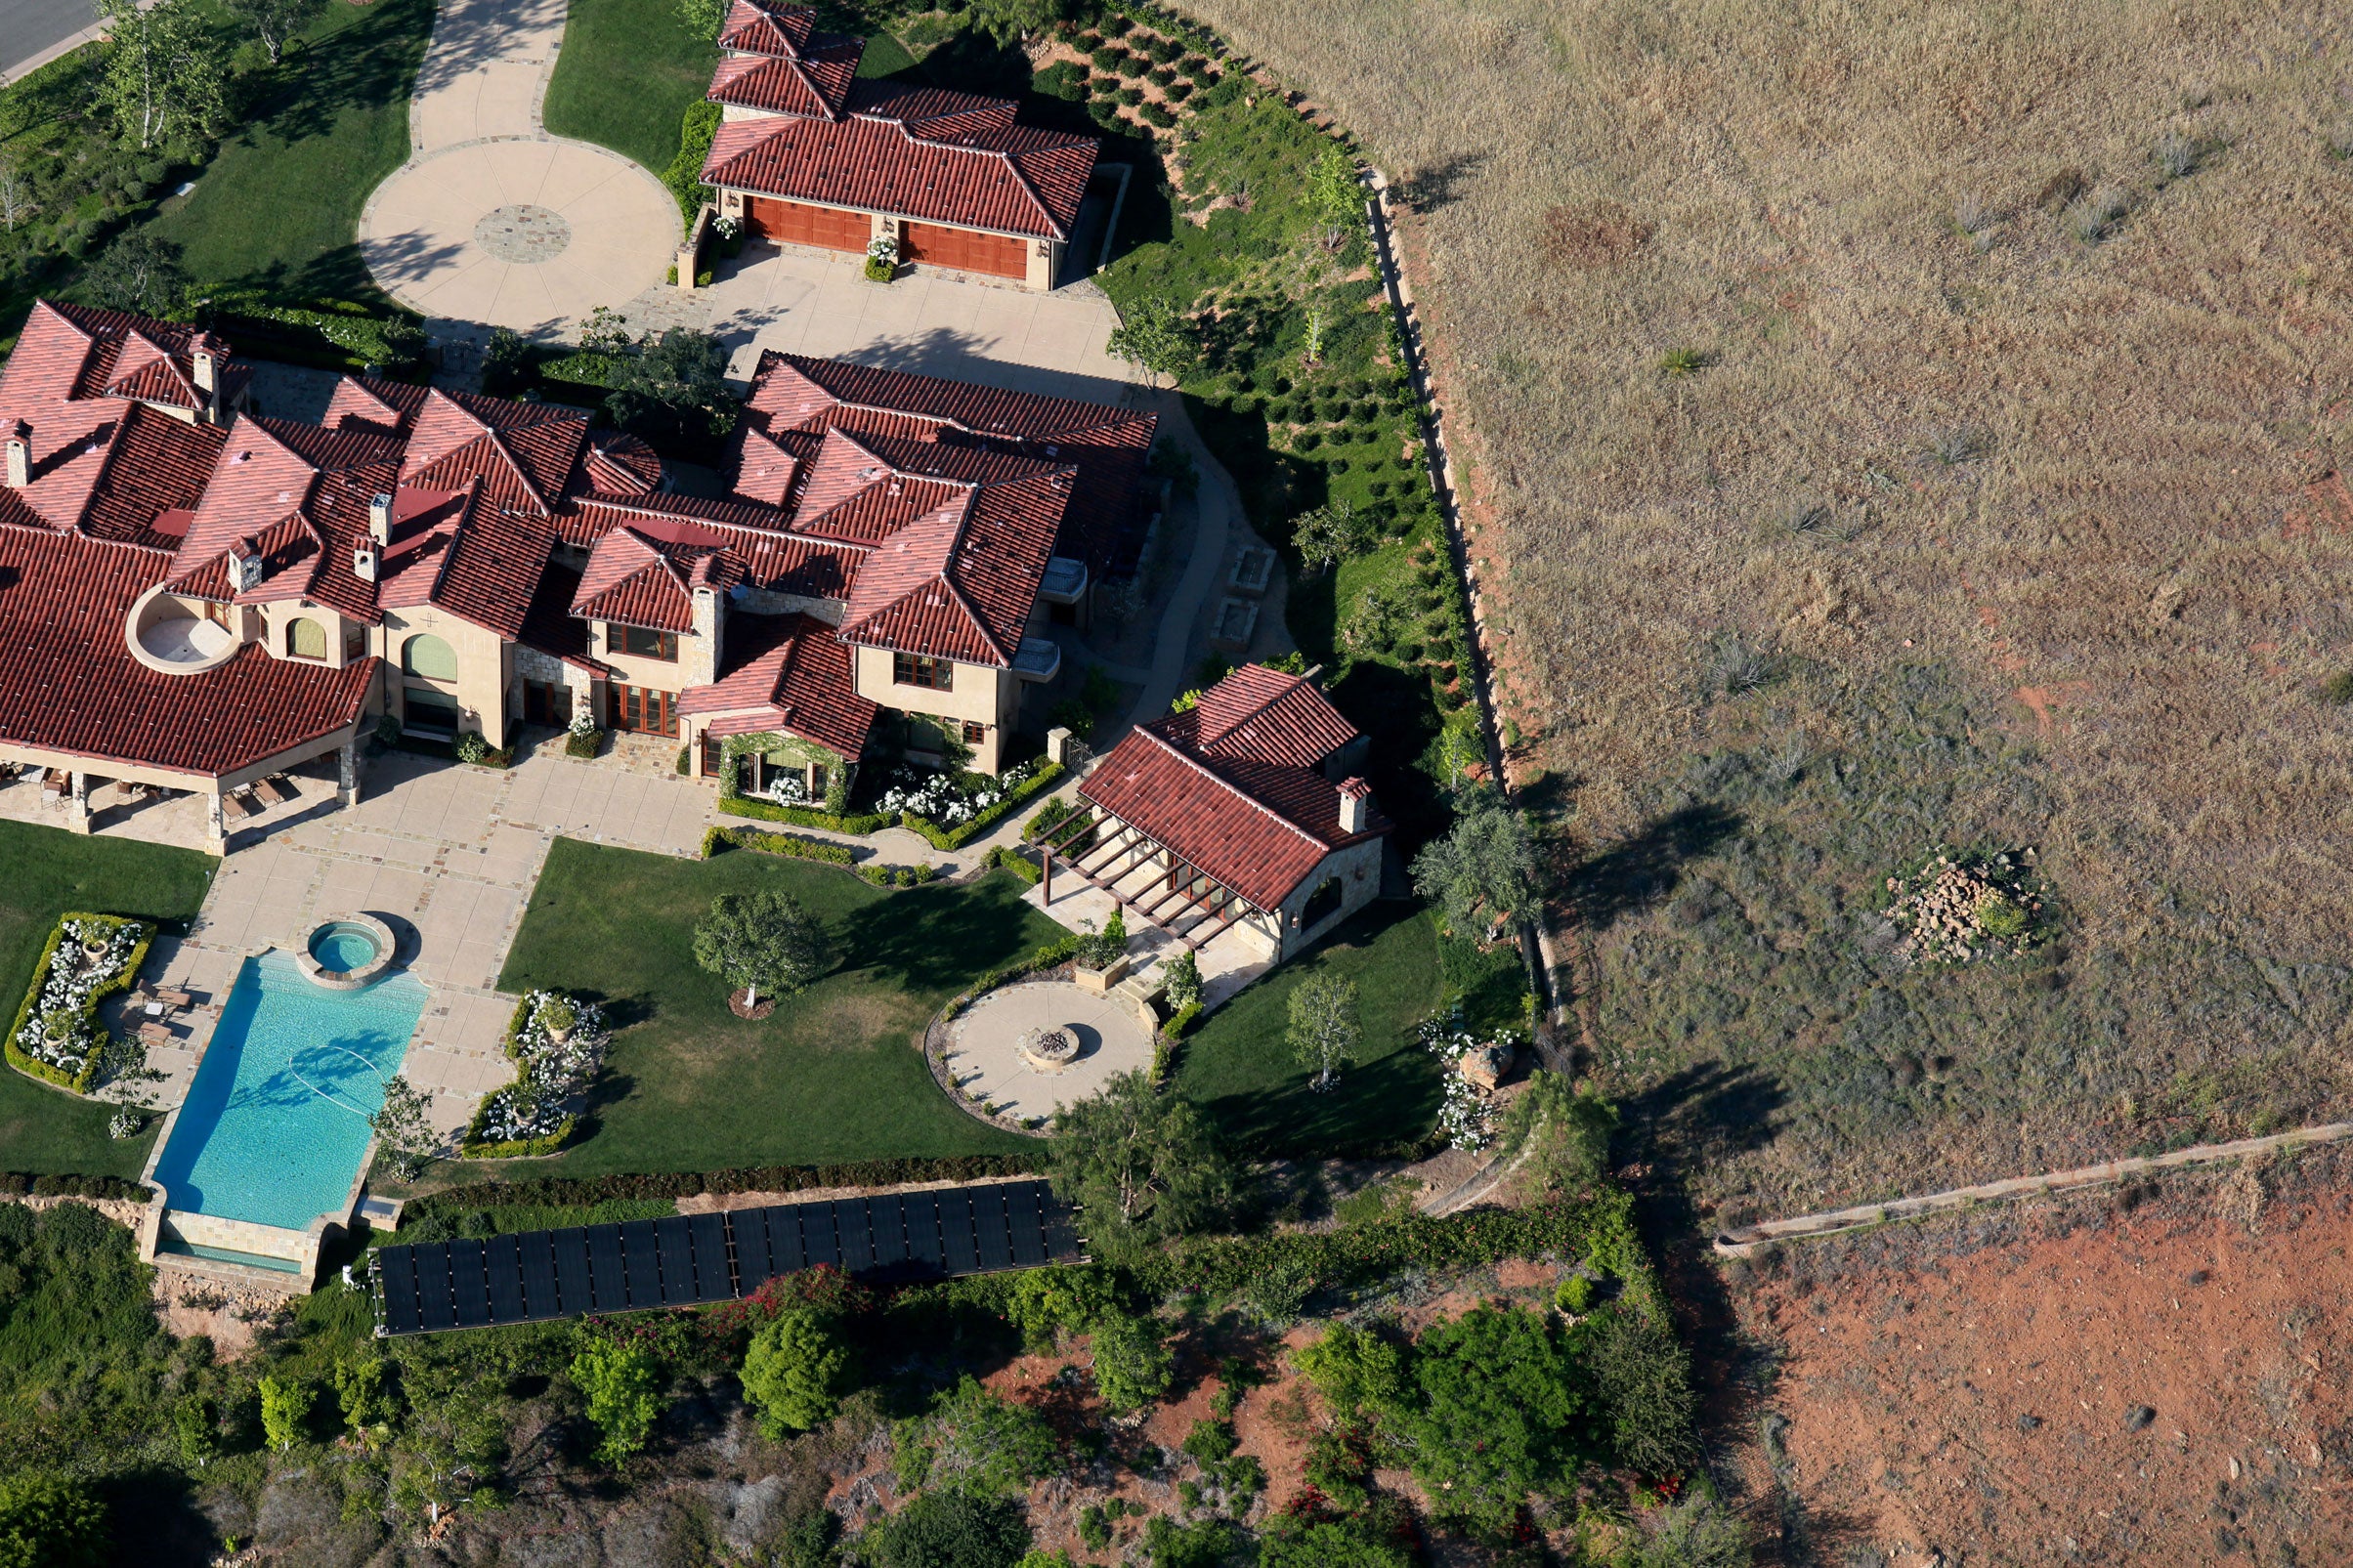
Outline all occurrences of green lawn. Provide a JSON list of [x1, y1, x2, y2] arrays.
[[491, 838, 1063, 1174], [144, 0, 434, 298], [1176, 903, 1450, 1156], [0, 823, 216, 1178], [543, 0, 721, 176]]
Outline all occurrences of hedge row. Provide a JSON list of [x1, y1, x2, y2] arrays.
[[0, 1171, 150, 1200], [896, 760, 1067, 852], [719, 794, 891, 835], [986, 844, 1044, 886], [4, 913, 150, 1094], [701, 824, 857, 866], [459, 995, 576, 1159], [399, 1155, 1039, 1222]]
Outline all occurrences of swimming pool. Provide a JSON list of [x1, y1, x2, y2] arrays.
[[150, 951, 428, 1230]]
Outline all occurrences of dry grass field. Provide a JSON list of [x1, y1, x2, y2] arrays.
[[1176, 0, 2353, 1215]]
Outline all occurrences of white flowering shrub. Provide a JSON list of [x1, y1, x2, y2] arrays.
[[1418, 1007, 1519, 1152], [107, 1108, 145, 1140], [463, 990, 610, 1154], [568, 707, 599, 738], [867, 232, 899, 267], [872, 758, 1044, 830], [1883, 848, 2048, 965], [9, 915, 146, 1088], [762, 772, 811, 806]]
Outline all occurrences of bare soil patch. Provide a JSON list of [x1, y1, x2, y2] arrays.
[[1707, 1152, 2353, 1564]]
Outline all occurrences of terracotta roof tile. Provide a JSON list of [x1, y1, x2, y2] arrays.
[[572, 526, 742, 631], [679, 610, 877, 758], [1186, 664, 1360, 767]]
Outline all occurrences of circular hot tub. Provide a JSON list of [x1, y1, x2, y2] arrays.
[[296, 914, 397, 990]]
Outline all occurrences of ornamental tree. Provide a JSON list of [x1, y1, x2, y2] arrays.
[[605, 326, 733, 444], [369, 1075, 437, 1181], [1089, 1310, 1174, 1414], [97, 0, 227, 149], [257, 1376, 312, 1451], [1107, 296, 1197, 386], [1286, 970, 1359, 1091], [1410, 786, 1542, 939], [1047, 1070, 1235, 1259], [741, 1305, 854, 1437], [80, 233, 190, 319], [893, 1375, 1058, 1497], [0, 1471, 107, 1568], [222, 0, 322, 64], [694, 888, 829, 1008]]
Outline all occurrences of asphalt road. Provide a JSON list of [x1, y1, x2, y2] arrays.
[[1, 0, 101, 84]]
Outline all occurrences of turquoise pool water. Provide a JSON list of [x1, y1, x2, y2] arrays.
[[308, 922, 380, 973], [151, 951, 427, 1230]]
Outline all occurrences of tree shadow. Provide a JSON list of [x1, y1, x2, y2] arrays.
[[1563, 803, 1742, 932], [833, 881, 1045, 996], [1326, 661, 1447, 845], [1392, 152, 1489, 212], [1619, 1060, 1787, 1164]]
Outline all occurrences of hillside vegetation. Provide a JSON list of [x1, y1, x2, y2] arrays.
[[1176, 0, 2353, 1215]]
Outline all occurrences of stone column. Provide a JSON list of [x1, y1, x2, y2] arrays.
[[204, 791, 229, 852], [67, 772, 91, 833], [338, 740, 362, 807]]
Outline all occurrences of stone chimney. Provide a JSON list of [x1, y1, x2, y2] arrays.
[[230, 536, 263, 593], [191, 343, 220, 422], [368, 492, 394, 545], [689, 583, 723, 687], [1337, 777, 1373, 835], [3, 420, 26, 489], [353, 544, 378, 583]]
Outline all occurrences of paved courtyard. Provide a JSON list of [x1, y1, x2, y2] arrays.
[[942, 979, 1155, 1123], [357, 0, 677, 334], [43, 743, 721, 1140]]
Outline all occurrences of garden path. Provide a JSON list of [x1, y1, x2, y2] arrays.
[[355, 0, 677, 336]]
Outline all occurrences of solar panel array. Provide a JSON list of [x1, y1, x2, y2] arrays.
[[372, 1179, 1081, 1335]]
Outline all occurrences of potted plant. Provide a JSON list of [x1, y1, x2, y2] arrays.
[[1074, 911, 1131, 995], [40, 1009, 78, 1049], [865, 232, 900, 283], [541, 997, 577, 1043]]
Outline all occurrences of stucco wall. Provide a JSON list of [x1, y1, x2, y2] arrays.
[[850, 646, 1020, 773], [383, 608, 510, 743]]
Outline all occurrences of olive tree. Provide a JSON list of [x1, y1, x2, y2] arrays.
[[694, 888, 828, 1009]]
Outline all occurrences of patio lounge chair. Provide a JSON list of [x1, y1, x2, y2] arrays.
[[223, 791, 260, 820], [150, 987, 194, 1009], [253, 777, 295, 807], [137, 1020, 175, 1047], [41, 770, 67, 796]]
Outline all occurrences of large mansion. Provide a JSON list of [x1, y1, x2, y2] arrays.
[[0, 299, 1155, 846], [700, 0, 1097, 289]]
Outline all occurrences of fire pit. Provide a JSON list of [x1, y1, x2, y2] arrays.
[[1018, 1025, 1083, 1072]]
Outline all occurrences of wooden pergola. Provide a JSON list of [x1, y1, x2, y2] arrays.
[[1029, 803, 1272, 954]]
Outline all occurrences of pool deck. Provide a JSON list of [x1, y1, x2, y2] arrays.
[[108, 735, 721, 1141]]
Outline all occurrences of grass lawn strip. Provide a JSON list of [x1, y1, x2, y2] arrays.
[[492, 837, 1067, 1174], [0, 822, 214, 1179], [542, 0, 722, 177]]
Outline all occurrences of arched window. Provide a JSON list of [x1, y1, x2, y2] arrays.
[[1301, 876, 1343, 931], [401, 632, 457, 682], [285, 617, 326, 660]]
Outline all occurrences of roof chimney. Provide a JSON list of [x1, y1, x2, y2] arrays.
[[1337, 777, 1373, 835], [3, 421, 26, 490], [353, 544, 378, 583], [369, 492, 393, 545], [230, 536, 263, 593]]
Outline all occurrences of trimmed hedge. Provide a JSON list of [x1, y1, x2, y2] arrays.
[[701, 824, 857, 866], [986, 844, 1044, 886], [0, 1171, 151, 1200], [899, 760, 1067, 852], [719, 794, 890, 835], [4, 913, 151, 1094], [858, 863, 940, 888], [402, 1155, 1039, 1222]]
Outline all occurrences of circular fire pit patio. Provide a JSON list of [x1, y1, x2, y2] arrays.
[[941, 981, 1155, 1126]]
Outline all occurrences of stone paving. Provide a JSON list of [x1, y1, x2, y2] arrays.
[[74, 744, 722, 1140], [941, 979, 1155, 1123], [357, 0, 677, 336]]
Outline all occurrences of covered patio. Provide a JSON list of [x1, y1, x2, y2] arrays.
[[0, 728, 367, 853]]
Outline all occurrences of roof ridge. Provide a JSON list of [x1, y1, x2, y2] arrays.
[[1134, 724, 1329, 862], [931, 492, 1007, 664], [1200, 666, 1304, 742]]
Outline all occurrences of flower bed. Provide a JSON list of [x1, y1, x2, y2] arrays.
[[1883, 847, 2049, 965], [1419, 1009, 1508, 1152], [462, 990, 610, 1159], [875, 758, 1066, 851], [5, 913, 151, 1094]]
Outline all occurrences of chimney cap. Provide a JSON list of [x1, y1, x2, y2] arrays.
[[1338, 776, 1373, 798], [5, 419, 26, 444]]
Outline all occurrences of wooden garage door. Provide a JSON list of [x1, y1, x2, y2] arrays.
[[901, 222, 1028, 279], [745, 196, 869, 252]]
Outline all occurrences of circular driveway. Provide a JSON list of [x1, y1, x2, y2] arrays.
[[359, 139, 678, 335], [944, 981, 1155, 1123]]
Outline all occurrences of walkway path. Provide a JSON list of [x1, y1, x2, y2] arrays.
[[1711, 1120, 2353, 1256], [357, 0, 677, 336]]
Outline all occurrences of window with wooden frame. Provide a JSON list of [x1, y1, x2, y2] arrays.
[[1301, 876, 1344, 930], [962, 721, 987, 745], [892, 653, 953, 691], [608, 683, 678, 738], [609, 625, 678, 661]]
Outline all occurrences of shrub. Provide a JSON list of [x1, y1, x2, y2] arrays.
[[719, 794, 892, 835], [0, 1472, 107, 1568], [2319, 670, 2353, 705], [742, 1306, 855, 1436], [893, 1375, 1058, 1498], [1140, 103, 1176, 128], [258, 1377, 312, 1451], [661, 101, 722, 219], [1114, 51, 1148, 78], [1034, 60, 1088, 102], [1090, 1311, 1174, 1412], [703, 825, 857, 867], [6, 914, 151, 1094], [572, 1338, 661, 1464], [1117, 85, 1145, 106], [869, 1491, 1031, 1568], [1657, 346, 1709, 376], [565, 725, 603, 758]]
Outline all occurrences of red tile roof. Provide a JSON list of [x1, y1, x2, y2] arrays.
[[0, 528, 372, 780], [678, 610, 877, 759], [1079, 667, 1390, 912], [716, 0, 820, 57], [571, 525, 743, 631], [709, 39, 864, 119], [702, 81, 1095, 241]]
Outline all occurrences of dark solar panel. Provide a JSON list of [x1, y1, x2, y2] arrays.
[[522, 1232, 562, 1320], [935, 1190, 979, 1274], [971, 1189, 1013, 1271], [798, 1203, 838, 1270], [733, 1209, 775, 1291], [586, 1226, 629, 1312], [655, 1215, 697, 1305], [620, 1219, 664, 1308], [833, 1201, 876, 1274], [1007, 1184, 1048, 1267], [413, 1245, 456, 1332], [552, 1227, 594, 1315], [448, 1239, 492, 1328], [378, 1249, 420, 1335], [865, 1196, 909, 1273], [1043, 1198, 1083, 1263], [486, 1235, 527, 1321], [901, 1192, 945, 1273], [688, 1212, 734, 1302]]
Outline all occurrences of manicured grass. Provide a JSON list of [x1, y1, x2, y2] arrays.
[[543, 0, 721, 176], [1176, 903, 1447, 1155], [143, 0, 435, 296], [492, 838, 1063, 1174], [0, 822, 216, 1178]]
